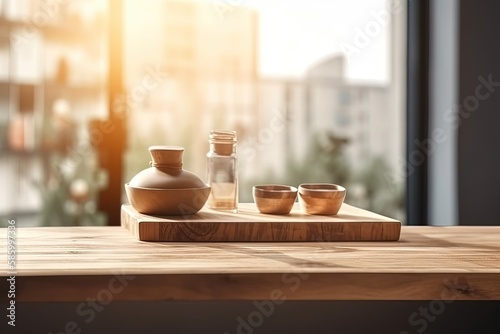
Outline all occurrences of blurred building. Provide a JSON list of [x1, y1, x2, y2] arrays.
[[163, 0, 257, 81], [305, 55, 392, 171], [0, 0, 108, 221], [126, 0, 258, 178], [242, 55, 393, 183]]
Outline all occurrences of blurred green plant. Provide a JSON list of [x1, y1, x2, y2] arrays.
[[242, 131, 405, 221], [35, 150, 106, 226]]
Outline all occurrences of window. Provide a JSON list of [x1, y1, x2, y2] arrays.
[[124, 0, 406, 222], [0, 0, 108, 226], [0, 0, 406, 226]]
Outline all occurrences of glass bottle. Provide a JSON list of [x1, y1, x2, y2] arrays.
[[207, 129, 238, 212]]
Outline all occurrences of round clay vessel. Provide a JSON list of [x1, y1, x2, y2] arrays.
[[125, 146, 210, 215], [125, 184, 211, 216], [129, 146, 206, 189]]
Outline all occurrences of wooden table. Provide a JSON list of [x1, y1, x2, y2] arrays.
[[1, 226, 499, 302]]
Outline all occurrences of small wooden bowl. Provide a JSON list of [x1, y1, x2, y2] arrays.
[[298, 183, 346, 215], [125, 184, 211, 216], [253, 185, 298, 215]]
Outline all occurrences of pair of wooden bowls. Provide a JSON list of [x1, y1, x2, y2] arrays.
[[252, 183, 346, 215]]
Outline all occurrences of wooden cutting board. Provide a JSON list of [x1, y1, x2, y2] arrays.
[[121, 203, 401, 242]]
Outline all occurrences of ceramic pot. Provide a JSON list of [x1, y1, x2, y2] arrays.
[[125, 146, 210, 215], [129, 146, 206, 189]]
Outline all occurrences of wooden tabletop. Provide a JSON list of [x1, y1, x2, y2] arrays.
[[1, 226, 499, 301]]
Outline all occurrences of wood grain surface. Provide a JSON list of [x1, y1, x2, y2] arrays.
[[1, 225, 499, 301], [121, 203, 402, 241]]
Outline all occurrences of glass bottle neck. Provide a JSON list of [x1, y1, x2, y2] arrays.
[[209, 129, 237, 156], [210, 142, 236, 156]]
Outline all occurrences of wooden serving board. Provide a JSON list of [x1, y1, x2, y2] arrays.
[[121, 203, 401, 242]]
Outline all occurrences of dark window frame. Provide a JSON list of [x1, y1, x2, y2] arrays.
[[406, 0, 430, 225]]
